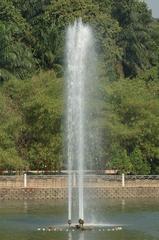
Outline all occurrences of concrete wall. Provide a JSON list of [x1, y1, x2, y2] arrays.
[[1, 175, 159, 188], [0, 175, 159, 200], [0, 187, 159, 200], [0, 176, 67, 188]]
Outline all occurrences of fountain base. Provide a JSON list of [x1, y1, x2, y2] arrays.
[[72, 225, 92, 231], [37, 225, 123, 232]]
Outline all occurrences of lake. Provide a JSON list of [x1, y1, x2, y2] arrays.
[[0, 198, 159, 240]]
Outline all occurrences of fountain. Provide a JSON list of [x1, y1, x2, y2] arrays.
[[37, 19, 123, 233], [34, 18, 124, 234], [65, 18, 94, 228]]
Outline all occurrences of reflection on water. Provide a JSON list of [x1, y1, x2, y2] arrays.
[[78, 232, 84, 240], [23, 201, 28, 214], [121, 199, 125, 211], [68, 231, 85, 240], [0, 199, 159, 240], [68, 231, 72, 240]]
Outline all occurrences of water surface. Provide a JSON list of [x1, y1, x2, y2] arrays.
[[0, 199, 159, 240]]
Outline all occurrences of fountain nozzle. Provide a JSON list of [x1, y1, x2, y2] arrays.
[[68, 219, 71, 227], [79, 219, 84, 227]]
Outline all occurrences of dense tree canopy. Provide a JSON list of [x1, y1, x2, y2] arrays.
[[0, 1, 35, 81], [0, 0, 159, 174], [103, 70, 159, 173], [111, 0, 158, 77], [3, 71, 63, 171]]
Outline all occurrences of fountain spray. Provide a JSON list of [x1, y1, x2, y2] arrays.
[[66, 18, 94, 226]]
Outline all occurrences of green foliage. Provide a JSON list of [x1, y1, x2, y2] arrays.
[[0, 0, 157, 80], [107, 144, 132, 174], [101, 69, 159, 173], [112, 0, 158, 77], [130, 148, 150, 175], [0, 90, 26, 171], [3, 71, 63, 171], [0, 1, 35, 80], [27, 0, 120, 80], [0, 148, 27, 171], [0, 0, 159, 173], [12, 0, 52, 21]]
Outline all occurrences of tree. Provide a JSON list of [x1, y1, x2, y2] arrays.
[[0, 90, 26, 171], [0, 0, 159, 174], [24, 0, 121, 80], [107, 144, 132, 174], [4, 71, 64, 171], [0, 0, 35, 80], [111, 0, 158, 77], [130, 148, 150, 175], [12, 0, 52, 22], [100, 71, 159, 173]]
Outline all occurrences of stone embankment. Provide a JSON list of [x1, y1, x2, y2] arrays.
[[0, 175, 159, 200]]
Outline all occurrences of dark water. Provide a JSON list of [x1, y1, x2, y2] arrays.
[[0, 198, 159, 240]]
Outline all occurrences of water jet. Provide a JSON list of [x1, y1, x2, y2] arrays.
[[65, 18, 94, 225]]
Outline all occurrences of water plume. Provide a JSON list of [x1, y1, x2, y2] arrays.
[[65, 18, 95, 222]]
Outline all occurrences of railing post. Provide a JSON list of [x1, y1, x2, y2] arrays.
[[24, 173, 27, 188], [73, 172, 76, 187], [122, 173, 125, 187]]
